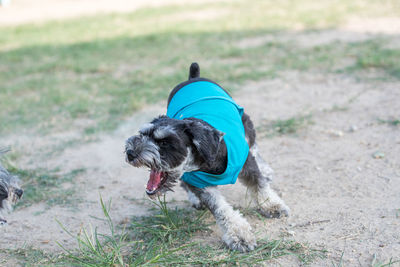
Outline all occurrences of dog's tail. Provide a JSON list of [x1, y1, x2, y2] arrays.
[[188, 62, 200, 80]]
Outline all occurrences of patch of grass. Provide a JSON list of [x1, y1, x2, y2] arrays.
[[57, 196, 325, 266], [355, 47, 400, 79], [0, 246, 68, 266], [5, 31, 395, 138], [17, 167, 85, 208], [344, 40, 400, 79], [1, 1, 400, 136], [258, 115, 313, 137], [2, 0, 399, 50], [0, 156, 85, 208], [129, 195, 210, 245], [151, 238, 325, 266], [378, 118, 400, 126], [57, 197, 130, 266]]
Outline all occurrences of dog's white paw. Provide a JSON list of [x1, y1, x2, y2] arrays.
[[221, 217, 257, 252], [222, 230, 257, 252], [258, 202, 290, 218]]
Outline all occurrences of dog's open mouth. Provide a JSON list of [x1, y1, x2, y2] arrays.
[[146, 170, 167, 195]]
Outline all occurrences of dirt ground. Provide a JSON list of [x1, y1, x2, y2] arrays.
[[1, 1, 400, 266]]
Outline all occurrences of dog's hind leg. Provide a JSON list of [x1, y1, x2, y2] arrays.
[[188, 185, 256, 252], [243, 145, 290, 218], [240, 113, 290, 218]]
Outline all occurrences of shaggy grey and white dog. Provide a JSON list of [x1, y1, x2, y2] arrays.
[[125, 63, 289, 252], [0, 148, 23, 225]]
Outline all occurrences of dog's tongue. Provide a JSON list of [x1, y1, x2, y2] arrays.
[[147, 170, 162, 193]]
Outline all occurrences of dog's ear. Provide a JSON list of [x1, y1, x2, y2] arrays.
[[183, 119, 224, 163]]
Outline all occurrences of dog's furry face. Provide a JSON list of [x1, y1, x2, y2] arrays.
[[125, 115, 223, 198], [0, 165, 23, 225]]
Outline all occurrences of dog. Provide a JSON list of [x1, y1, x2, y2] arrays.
[[125, 63, 290, 252], [0, 148, 23, 226]]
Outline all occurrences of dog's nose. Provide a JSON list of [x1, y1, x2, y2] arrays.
[[15, 189, 23, 198], [126, 149, 137, 162]]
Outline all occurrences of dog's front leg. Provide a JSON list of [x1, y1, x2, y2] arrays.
[[191, 185, 256, 252]]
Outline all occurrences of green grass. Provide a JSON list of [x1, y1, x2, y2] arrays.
[[258, 115, 313, 137], [149, 238, 324, 266], [378, 118, 400, 126], [16, 166, 84, 208], [54, 197, 325, 266], [1, 0, 400, 136], [345, 40, 400, 79], [0, 155, 84, 208], [2, 0, 399, 50], [128, 196, 210, 245], [57, 197, 130, 266], [2, 33, 399, 136], [0, 246, 68, 267]]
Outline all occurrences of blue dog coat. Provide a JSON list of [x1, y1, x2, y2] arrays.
[[167, 80, 249, 188]]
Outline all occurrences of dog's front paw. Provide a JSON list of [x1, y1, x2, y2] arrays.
[[258, 202, 290, 218], [222, 218, 257, 252], [223, 232, 256, 252], [219, 208, 257, 252]]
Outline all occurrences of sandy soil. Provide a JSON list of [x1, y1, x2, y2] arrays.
[[0, 3, 399, 265]]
